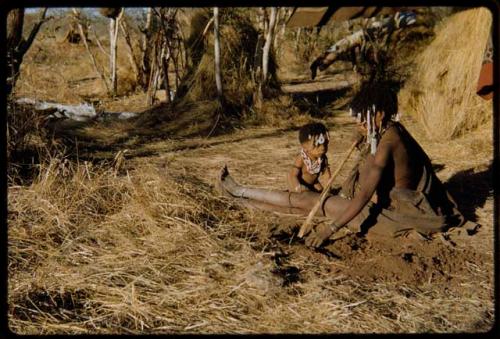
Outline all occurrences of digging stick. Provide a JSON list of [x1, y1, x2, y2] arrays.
[[298, 139, 359, 238]]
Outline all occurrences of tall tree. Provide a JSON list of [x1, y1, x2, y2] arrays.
[[6, 8, 49, 96]]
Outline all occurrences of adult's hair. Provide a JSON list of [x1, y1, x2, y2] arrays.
[[350, 80, 399, 123], [298, 123, 328, 144]]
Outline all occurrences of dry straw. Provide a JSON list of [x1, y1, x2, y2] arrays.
[[8, 120, 494, 334], [399, 7, 492, 140]]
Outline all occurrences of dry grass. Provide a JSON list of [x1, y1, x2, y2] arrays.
[[399, 7, 493, 140], [8, 114, 494, 334], [14, 15, 140, 105], [7, 8, 494, 335]]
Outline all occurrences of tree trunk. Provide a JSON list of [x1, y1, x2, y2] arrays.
[[140, 8, 154, 89], [146, 42, 158, 106], [109, 17, 119, 95], [261, 7, 277, 85], [6, 8, 48, 96], [161, 45, 172, 103], [213, 7, 223, 101]]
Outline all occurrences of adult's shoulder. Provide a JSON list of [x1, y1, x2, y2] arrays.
[[380, 122, 402, 145]]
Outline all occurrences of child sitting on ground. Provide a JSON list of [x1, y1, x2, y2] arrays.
[[288, 123, 332, 193]]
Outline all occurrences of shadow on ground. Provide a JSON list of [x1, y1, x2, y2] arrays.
[[445, 162, 493, 222]]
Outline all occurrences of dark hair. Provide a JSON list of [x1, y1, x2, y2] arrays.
[[350, 80, 399, 123], [298, 123, 328, 144]]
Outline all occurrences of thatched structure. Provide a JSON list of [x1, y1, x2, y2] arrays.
[[176, 9, 279, 106], [398, 7, 492, 140]]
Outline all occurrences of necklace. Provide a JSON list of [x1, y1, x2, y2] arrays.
[[301, 149, 323, 174]]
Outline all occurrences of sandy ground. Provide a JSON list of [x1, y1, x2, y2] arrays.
[[121, 110, 494, 331]]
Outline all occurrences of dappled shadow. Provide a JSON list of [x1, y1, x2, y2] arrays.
[[133, 126, 302, 157], [290, 87, 353, 116], [7, 148, 41, 185], [445, 162, 493, 222], [47, 113, 298, 160]]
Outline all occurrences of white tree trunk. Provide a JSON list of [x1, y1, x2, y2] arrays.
[[109, 17, 119, 95], [261, 7, 277, 83], [213, 7, 223, 100]]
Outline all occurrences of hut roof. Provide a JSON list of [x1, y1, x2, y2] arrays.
[[286, 6, 420, 27]]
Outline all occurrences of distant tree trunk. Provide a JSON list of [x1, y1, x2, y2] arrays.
[[161, 45, 172, 104], [256, 6, 278, 104], [6, 8, 48, 96], [262, 7, 277, 84], [213, 7, 223, 102], [140, 8, 155, 89], [146, 41, 159, 106], [109, 16, 119, 95], [119, 17, 141, 85], [72, 8, 110, 93]]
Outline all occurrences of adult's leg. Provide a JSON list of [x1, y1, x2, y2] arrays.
[[240, 198, 311, 216], [322, 195, 352, 220], [219, 166, 322, 211]]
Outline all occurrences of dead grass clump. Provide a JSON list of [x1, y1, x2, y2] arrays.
[[7, 101, 48, 161], [8, 157, 278, 333], [243, 94, 312, 128], [399, 7, 493, 140]]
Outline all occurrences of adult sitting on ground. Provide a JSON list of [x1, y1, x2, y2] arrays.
[[218, 81, 478, 248]]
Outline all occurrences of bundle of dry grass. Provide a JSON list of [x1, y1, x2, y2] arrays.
[[399, 7, 492, 140], [177, 9, 278, 105]]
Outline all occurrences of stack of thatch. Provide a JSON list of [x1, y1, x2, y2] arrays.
[[177, 9, 278, 106], [399, 7, 492, 140]]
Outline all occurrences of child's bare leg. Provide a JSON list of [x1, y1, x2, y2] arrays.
[[219, 166, 321, 211]]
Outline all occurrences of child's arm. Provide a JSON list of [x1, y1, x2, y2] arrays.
[[288, 156, 305, 192]]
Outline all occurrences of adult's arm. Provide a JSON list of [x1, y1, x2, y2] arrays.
[[306, 138, 392, 247]]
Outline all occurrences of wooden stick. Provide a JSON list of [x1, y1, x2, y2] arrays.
[[298, 139, 359, 238]]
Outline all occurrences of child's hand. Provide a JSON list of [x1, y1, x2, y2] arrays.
[[314, 182, 324, 193], [294, 184, 307, 193]]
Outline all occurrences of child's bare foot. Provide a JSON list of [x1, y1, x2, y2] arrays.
[[219, 165, 245, 197]]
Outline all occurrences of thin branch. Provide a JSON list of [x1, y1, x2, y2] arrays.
[[72, 8, 110, 93], [90, 25, 110, 57], [119, 18, 141, 83]]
